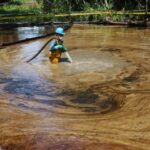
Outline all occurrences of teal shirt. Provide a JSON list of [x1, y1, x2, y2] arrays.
[[49, 39, 67, 52]]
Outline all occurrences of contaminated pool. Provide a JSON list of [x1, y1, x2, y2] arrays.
[[0, 25, 150, 150]]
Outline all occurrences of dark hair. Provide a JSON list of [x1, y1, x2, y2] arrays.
[[56, 33, 63, 36]]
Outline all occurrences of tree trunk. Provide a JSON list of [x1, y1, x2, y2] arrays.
[[104, 0, 109, 8], [145, 0, 148, 18]]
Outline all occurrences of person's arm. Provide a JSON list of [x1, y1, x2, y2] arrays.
[[53, 45, 67, 52], [49, 39, 56, 51], [49, 39, 67, 52]]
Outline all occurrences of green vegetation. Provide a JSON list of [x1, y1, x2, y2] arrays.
[[0, 0, 149, 14], [43, 0, 149, 22], [0, 5, 41, 15], [0, 0, 149, 22], [0, 0, 41, 15], [41, 0, 150, 12]]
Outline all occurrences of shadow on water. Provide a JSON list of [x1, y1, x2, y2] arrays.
[[71, 90, 99, 104], [61, 89, 121, 114], [0, 75, 121, 114], [3, 78, 54, 97], [0, 76, 71, 111]]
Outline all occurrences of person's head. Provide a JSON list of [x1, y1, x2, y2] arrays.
[[55, 27, 65, 40]]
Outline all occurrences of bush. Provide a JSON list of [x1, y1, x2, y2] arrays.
[[10, 0, 23, 5]]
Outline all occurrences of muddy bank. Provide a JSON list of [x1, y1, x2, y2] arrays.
[[74, 20, 150, 27], [0, 25, 150, 150]]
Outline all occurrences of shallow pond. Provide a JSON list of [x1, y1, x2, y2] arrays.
[[0, 25, 150, 150], [0, 26, 53, 45]]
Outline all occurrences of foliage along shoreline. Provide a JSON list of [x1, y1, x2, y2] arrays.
[[0, 0, 149, 27]]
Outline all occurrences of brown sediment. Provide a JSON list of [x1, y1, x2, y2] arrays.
[[0, 25, 150, 150], [0, 134, 143, 150]]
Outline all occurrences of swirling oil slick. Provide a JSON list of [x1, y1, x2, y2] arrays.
[[0, 25, 150, 150]]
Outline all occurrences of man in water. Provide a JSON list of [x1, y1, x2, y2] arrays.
[[49, 27, 72, 64]]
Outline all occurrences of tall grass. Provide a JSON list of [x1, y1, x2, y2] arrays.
[[0, 0, 41, 15]]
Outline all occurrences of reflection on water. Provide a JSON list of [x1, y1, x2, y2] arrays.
[[0, 25, 150, 150], [0, 26, 53, 44]]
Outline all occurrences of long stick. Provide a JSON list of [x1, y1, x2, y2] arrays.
[[65, 52, 73, 63], [26, 38, 54, 63]]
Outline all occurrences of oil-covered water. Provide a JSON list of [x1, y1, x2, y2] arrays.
[[0, 25, 150, 150], [0, 26, 53, 45]]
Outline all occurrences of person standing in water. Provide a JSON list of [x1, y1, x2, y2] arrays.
[[49, 27, 72, 64]]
